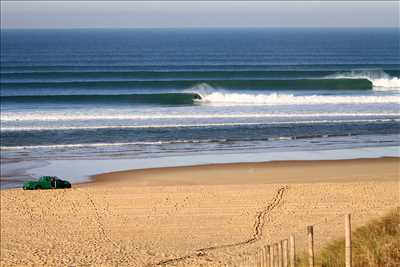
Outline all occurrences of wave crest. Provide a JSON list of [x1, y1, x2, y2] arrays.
[[196, 91, 400, 106], [2, 112, 399, 122], [327, 70, 400, 90]]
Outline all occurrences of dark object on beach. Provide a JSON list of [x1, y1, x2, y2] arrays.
[[22, 176, 71, 190]]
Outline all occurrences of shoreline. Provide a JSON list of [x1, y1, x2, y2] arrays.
[[89, 157, 400, 187], [2, 145, 398, 189]]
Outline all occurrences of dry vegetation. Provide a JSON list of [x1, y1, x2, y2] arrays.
[[297, 207, 400, 267]]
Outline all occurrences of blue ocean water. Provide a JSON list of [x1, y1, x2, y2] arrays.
[[1, 28, 399, 184]]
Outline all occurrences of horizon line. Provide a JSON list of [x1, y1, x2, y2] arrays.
[[1, 26, 399, 30]]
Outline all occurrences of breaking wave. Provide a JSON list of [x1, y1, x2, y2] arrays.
[[196, 91, 399, 105], [326, 70, 400, 90], [2, 112, 399, 122]]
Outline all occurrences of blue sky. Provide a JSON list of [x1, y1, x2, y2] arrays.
[[1, 1, 399, 29]]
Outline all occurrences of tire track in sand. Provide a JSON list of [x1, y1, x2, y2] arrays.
[[152, 185, 288, 266]]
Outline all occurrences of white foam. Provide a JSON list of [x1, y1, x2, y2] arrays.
[[327, 70, 400, 90], [2, 112, 399, 122], [187, 82, 400, 105], [196, 92, 400, 105], [0, 139, 213, 150], [1, 118, 399, 132]]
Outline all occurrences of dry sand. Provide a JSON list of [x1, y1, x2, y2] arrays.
[[1, 157, 399, 266]]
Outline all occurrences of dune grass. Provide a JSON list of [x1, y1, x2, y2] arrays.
[[297, 207, 400, 267]]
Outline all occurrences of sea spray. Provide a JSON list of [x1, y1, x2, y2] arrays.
[[194, 90, 399, 106], [327, 70, 400, 90]]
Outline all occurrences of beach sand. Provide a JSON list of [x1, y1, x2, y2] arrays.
[[1, 157, 399, 266]]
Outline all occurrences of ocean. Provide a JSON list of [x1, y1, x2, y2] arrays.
[[1, 28, 399, 187]]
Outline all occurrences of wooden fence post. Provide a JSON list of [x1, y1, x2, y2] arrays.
[[278, 241, 283, 267], [307, 226, 314, 267], [260, 247, 265, 267], [274, 243, 279, 267], [289, 235, 295, 267], [260, 248, 264, 267], [282, 239, 288, 267], [256, 249, 260, 267], [265, 246, 270, 267], [270, 244, 274, 267], [345, 214, 352, 267], [260, 246, 266, 267]]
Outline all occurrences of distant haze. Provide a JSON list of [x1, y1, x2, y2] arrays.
[[1, 1, 399, 29]]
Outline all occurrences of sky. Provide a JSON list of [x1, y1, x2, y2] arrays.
[[1, 1, 399, 29]]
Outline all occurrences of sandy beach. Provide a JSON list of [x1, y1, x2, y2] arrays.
[[2, 4, 400, 267], [1, 157, 399, 266]]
